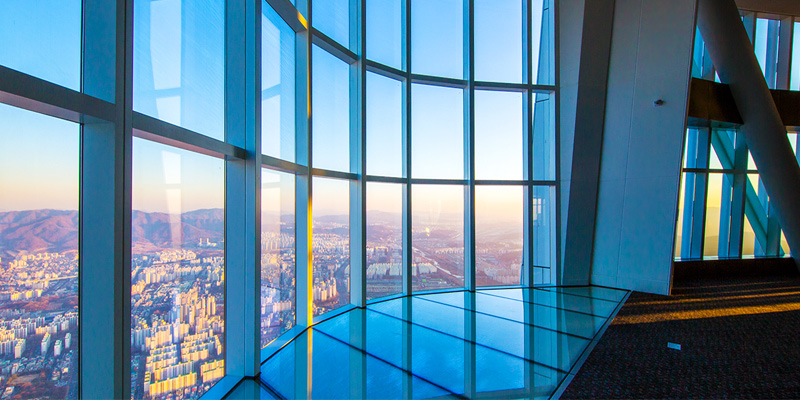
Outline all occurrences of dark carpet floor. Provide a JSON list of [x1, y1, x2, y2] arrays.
[[562, 273, 800, 399]]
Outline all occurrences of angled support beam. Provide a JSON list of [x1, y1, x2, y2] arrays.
[[561, 0, 615, 285], [698, 0, 800, 263]]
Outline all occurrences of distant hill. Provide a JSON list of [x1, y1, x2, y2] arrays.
[[0, 209, 225, 256], [0, 210, 78, 255]]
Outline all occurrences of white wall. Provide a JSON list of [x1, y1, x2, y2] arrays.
[[591, 0, 697, 295]]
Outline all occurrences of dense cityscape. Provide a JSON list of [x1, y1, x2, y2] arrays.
[[0, 206, 524, 399]]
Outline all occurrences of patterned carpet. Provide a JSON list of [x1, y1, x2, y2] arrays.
[[562, 272, 800, 399]]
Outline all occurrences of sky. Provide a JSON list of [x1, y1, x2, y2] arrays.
[[1, 0, 555, 218]]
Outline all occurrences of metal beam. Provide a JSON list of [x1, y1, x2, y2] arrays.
[[698, 0, 800, 262]]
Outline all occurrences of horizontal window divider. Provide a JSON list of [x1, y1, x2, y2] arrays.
[[365, 175, 406, 184], [311, 29, 358, 65], [132, 112, 246, 159], [365, 60, 407, 82], [310, 167, 359, 180], [529, 180, 559, 186], [474, 81, 529, 92], [474, 179, 529, 185], [410, 74, 468, 89], [530, 85, 558, 93], [266, 0, 308, 33], [682, 167, 755, 174], [0, 65, 115, 124], [409, 178, 469, 185], [261, 154, 308, 174]]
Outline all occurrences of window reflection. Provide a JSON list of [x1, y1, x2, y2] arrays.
[[411, 185, 465, 291], [312, 178, 350, 316], [133, 0, 226, 140], [262, 2, 296, 162], [366, 183, 403, 300], [261, 170, 295, 347], [131, 138, 225, 399], [0, 0, 81, 90], [476, 186, 524, 287], [312, 46, 351, 172], [0, 104, 80, 399], [367, 73, 403, 177]]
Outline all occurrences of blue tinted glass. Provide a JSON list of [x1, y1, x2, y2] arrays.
[[262, 3, 296, 161], [0, 104, 80, 398], [476, 186, 524, 287], [475, 91, 523, 180], [411, 0, 463, 79], [0, 0, 81, 90], [261, 169, 296, 347], [367, 0, 403, 69], [792, 22, 800, 90], [131, 138, 226, 399], [367, 73, 403, 177], [532, 0, 554, 85], [532, 92, 556, 180], [312, 178, 351, 316], [134, 0, 226, 140], [411, 84, 463, 179], [411, 185, 465, 291], [475, 0, 523, 83], [313, 0, 350, 47], [366, 183, 403, 300], [312, 46, 351, 172], [532, 185, 556, 273]]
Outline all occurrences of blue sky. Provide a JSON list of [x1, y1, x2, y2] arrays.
[[1, 0, 553, 216]]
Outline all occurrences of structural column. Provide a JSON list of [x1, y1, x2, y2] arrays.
[[697, 0, 800, 262]]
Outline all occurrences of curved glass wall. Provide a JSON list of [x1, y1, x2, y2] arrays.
[[0, 0, 557, 397]]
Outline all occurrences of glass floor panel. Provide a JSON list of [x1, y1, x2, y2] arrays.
[[480, 287, 622, 318], [258, 286, 628, 399]]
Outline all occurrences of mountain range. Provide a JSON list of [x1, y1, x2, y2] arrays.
[[0, 209, 226, 257]]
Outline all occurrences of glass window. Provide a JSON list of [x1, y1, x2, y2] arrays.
[[791, 22, 800, 91], [312, 46, 351, 172], [131, 138, 225, 399], [133, 0, 226, 140], [531, 0, 554, 85], [742, 213, 758, 257], [412, 84, 464, 179], [532, 185, 556, 276], [476, 186, 524, 287], [261, 169, 295, 347], [0, 0, 81, 91], [367, 0, 403, 70], [475, 0, 523, 83], [754, 18, 779, 86], [532, 92, 556, 180], [367, 183, 403, 300], [312, 178, 350, 316], [262, 3, 296, 162], [675, 174, 686, 259], [411, 0, 463, 79], [411, 185, 464, 292], [0, 104, 80, 398], [703, 173, 723, 258], [367, 73, 403, 177], [313, 0, 350, 48], [475, 91, 523, 180]]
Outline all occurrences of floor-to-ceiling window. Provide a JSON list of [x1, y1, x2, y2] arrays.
[[0, 0, 558, 397], [677, 10, 799, 260]]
